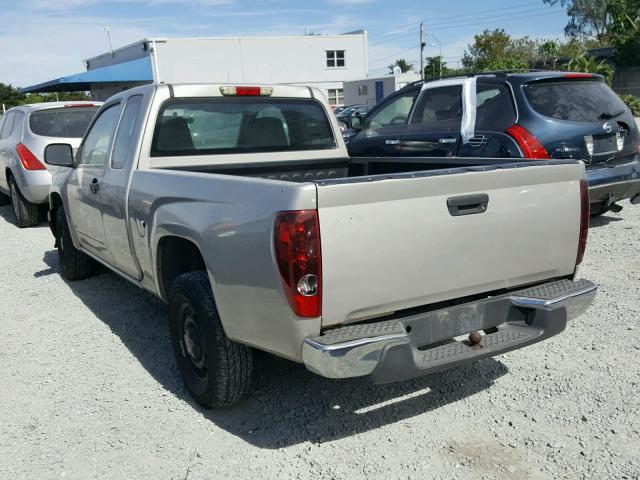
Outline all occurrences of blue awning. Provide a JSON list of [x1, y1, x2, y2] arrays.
[[20, 56, 153, 93]]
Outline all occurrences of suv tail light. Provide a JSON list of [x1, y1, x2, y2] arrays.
[[576, 179, 589, 266], [274, 210, 321, 317], [506, 125, 550, 159], [16, 143, 46, 171]]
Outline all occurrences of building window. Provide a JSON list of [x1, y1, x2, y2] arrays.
[[326, 50, 345, 68], [327, 88, 344, 106], [358, 85, 368, 96]]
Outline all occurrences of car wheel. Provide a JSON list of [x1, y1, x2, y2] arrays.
[[55, 208, 94, 281], [9, 177, 39, 228], [169, 271, 254, 409]]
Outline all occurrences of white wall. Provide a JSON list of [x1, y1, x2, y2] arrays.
[[152, 33, 367, 105]]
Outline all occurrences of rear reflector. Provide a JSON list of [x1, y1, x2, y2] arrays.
[[564, 73, 593, 79], [220, 86, 273, 97], [506, 124, 550, 159], [576, 179, 589, 266], [16, 143, 46, 171], [274, 210, 322, 318]]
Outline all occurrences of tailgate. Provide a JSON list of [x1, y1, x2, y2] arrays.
[[316, 162, 584, 327]]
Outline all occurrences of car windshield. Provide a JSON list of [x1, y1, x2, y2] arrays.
[[524, 80, 627, 122], [29, 107, 99, 138], [151, 97, 335, 157]]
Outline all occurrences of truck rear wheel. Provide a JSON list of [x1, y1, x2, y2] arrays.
[[55, 208, 94, 281], [9, 177, 40, 228], [169, 271, 254, 408]]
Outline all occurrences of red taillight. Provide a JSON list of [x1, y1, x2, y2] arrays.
[[576, 179, 589, 266], [564, 73, 593, 79], [16, 143, 46, 171], [274, 210, 322, 318], [506, 124, 550, 159]]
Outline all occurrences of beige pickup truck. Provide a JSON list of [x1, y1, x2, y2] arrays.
[[44, 83, 597, 408]]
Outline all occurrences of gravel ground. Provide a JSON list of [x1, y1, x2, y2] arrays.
[[0, 201, 638, 480]]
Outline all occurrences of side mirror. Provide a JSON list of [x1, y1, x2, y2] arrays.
[[350, 116, 362, 130], [44, 143, 74, 167]]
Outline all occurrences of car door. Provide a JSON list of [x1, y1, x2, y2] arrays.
[[0, 112, 16, 192], [348, 88, 418, 156], [400, 84, 463, 157], [65, 102, 122, 263], [100, 94, 145, 279]]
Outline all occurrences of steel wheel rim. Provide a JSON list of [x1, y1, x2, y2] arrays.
[[179, 304, 208, 378]]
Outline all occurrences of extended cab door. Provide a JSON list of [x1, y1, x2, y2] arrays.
[[100, 94, 145, 279], [348, 88, 418, 156], [66, 102, 122, 263], [400, 83, 463, 156]]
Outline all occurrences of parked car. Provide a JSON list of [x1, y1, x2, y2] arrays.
[[347, 72, 640, 216], [0, 102, 101, 227], [336, 104, 368, 128], [45, 82, 595, 409]]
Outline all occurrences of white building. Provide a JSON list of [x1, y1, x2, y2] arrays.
[[343, 72, 421, 107], [22, 32, 369, 106]]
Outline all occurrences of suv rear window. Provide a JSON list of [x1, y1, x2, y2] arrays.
[[151, 98, 336, 157], [524, 80, 627, 122], [29, 107, 99, 138]]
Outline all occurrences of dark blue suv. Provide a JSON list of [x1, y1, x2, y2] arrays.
[[347, 72, 640, 215]]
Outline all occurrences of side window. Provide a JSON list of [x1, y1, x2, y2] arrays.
[[10, 112, 24, 138], [365, 90, 418, 130], [111, 96, 143, 169], [410, 85, 462, 132], [78, 104, 121, 166], [0, 113, 15, 139], [475, 84, 516, 131]]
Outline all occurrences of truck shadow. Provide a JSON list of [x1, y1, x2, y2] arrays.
[[38, 249, 509, 449], [589, 214, 623, 228]]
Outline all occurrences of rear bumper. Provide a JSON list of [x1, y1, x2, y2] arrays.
[[586, 158, 640, 204], [302, 279, 596, 382]]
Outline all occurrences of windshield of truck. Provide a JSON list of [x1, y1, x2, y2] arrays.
[[29, 107, 99, 138], [523, 80, 628, 122], [151, 98, 336, 156]]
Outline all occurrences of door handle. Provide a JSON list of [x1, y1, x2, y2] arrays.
[[439, 137, 457, 144], [385, 139, 401, 145], [89, 178, 100, 194], [447, 194, 489, 216]]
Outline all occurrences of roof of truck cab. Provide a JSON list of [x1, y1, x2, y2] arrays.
[[14, 101, 103, 111]]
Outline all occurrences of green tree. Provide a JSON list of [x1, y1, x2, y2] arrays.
[[0, 83, 24, 110], [461, 29, 531, 71], [609, 0, 640, 65], [543, 0, 612, 45], [423, 56, 455, 80], [568, 53, 615, 83], [388, 58, 413, 74]]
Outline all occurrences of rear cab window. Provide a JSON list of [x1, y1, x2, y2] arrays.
[[523, 80, 627, 122], [150, 98, 336, 157], [29, 107, 100, 138]]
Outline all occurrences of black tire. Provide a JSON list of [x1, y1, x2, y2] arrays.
[[55, 208, 94, 281], [589, 202, 609, 217], [0, 190, 9, 206], [169, 271, 254, 408], [9, 177, 40, 228]]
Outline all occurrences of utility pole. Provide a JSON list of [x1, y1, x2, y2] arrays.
[[420, 22, 425, 81]]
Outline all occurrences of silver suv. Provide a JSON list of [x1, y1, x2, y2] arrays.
[[0, 102, 101, 227]]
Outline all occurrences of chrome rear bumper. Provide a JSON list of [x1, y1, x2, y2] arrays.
[[302, 279, 597, 382]]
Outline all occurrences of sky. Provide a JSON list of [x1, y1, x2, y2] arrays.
[[0, 0, 570, 88]]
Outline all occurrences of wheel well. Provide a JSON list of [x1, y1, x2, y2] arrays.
[[5, 168, 12, 181], [49, 193, 63, 234], [157, 236, 206, 300]]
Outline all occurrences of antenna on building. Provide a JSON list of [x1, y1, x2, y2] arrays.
[[103, 26, 113, 54]]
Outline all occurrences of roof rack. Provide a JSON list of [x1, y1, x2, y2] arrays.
[[400, 68, 555, 89]]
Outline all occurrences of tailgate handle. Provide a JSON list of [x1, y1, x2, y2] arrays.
[[447, 194, 489, 216]]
